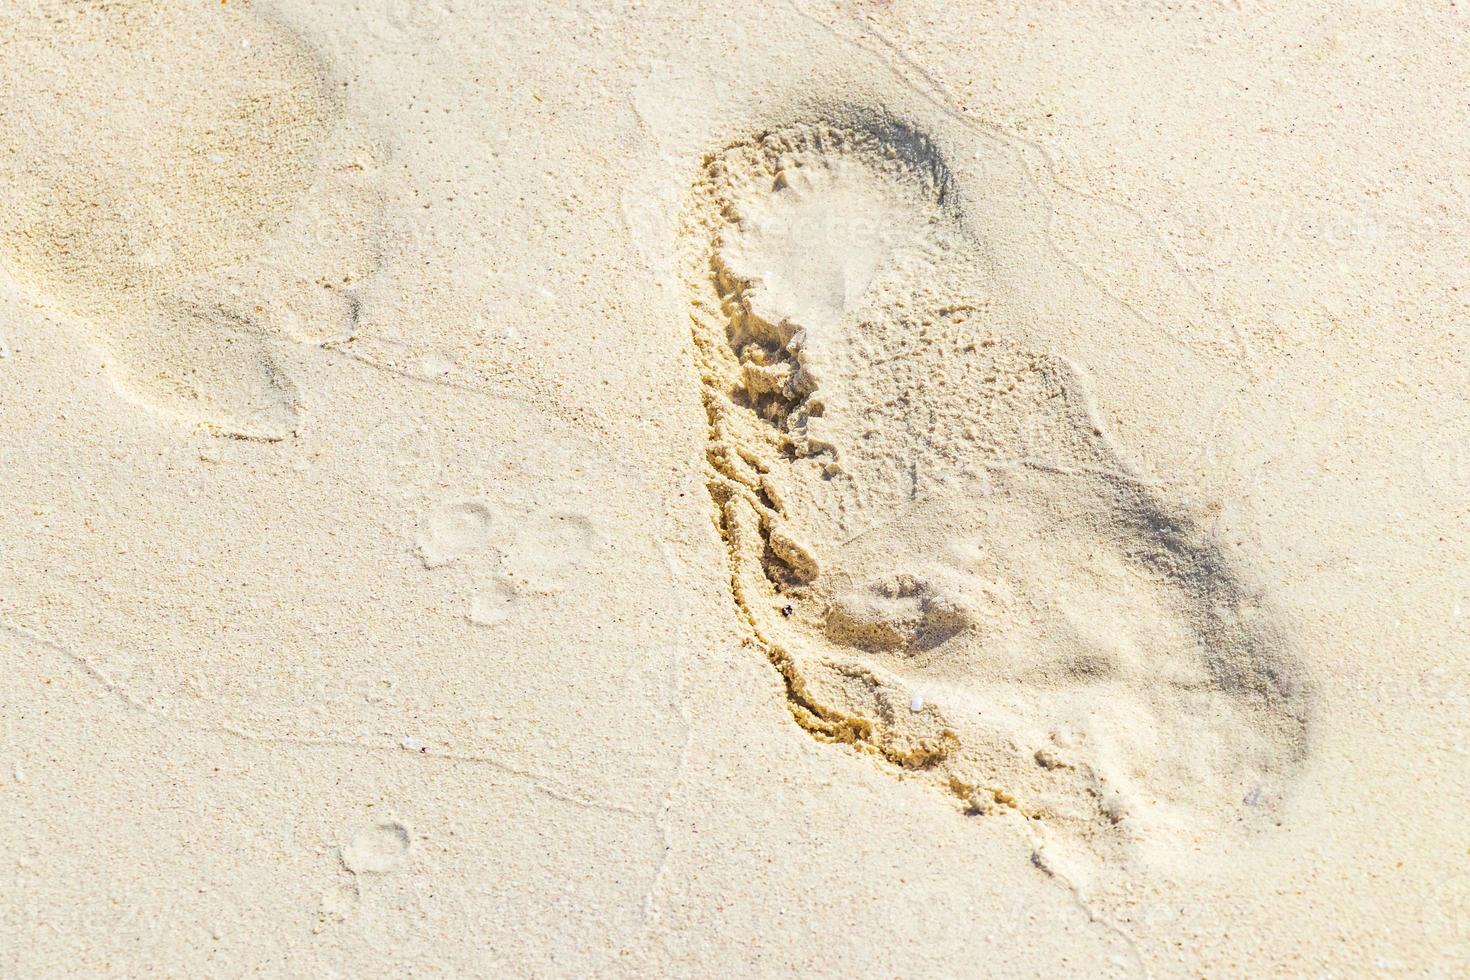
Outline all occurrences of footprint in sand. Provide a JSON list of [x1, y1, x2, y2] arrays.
[[417, 498, 500, 569], [416, 496, 600, 629], [0, 1, 383, 440], [682, 109, 1309, 874]]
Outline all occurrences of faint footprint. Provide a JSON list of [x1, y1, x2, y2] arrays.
[[341, 820, 412, 875], [506, 511, 598, 592], [682, 109, 1309, 873], [0, 1, 385, 440], [467, 576, 521, 627], [417, 499, 598, 628], [417, 499, 499, 569]]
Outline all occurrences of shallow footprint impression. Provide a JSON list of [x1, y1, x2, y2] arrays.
[[0, 1, 382, 440], [681, 108, 1309, 877]]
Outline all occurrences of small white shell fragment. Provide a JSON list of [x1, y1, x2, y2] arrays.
[[909, 692, 924, 712]]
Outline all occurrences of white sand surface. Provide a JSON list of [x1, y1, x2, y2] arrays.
[[2, 1, 1467, 975]]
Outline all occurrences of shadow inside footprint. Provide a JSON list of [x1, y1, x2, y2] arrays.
[[683, 105, 1309, 873]]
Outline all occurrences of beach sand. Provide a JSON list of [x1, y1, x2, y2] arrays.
[[2, 1, 1466, 975]]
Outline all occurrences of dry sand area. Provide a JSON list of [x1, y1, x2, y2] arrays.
[[2, 1, 1467, 976]]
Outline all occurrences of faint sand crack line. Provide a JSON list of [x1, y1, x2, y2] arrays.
[[311, 341, 623, 448], [251, 324, 621, 445], [1028, 840, 1153, 980], [50, 306, 616, 448], [2, 618, 649, 818], [638, 543, 703, 931]]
